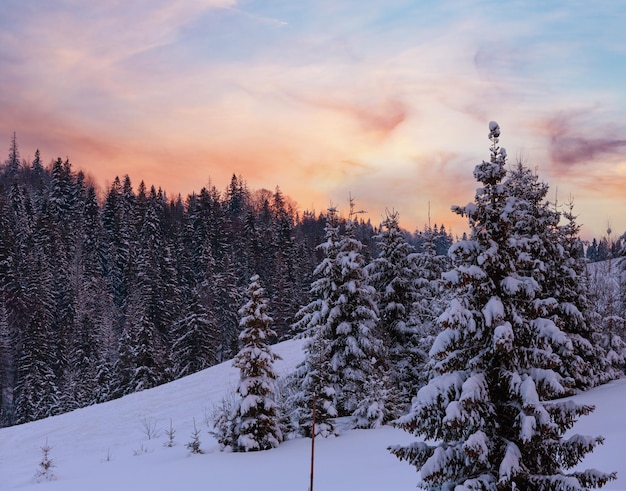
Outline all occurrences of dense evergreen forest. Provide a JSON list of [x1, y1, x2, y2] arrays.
[[0, 135, 455, 427], [3, 125, 624, 489]]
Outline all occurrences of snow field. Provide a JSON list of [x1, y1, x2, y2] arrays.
[[2, 338, 625, 490]]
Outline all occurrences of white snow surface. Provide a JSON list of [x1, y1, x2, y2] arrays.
[[2, 338, 626, 489], [1, 338, 416, 490]]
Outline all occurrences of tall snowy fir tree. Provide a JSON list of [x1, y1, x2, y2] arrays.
[[290, 208, 342, 437], [0, 303, 14, 425], [3, 132, 20, 181], [291, 332, 339, 438], [214, 274, 283, 452], [555, 198, 621, 389], [113, 291, 170, 397], [14, 222, 60, 424], [209, 253, 242, 362], [618, 236, 626, 337], [29, 149, 45, 189], [134, 190, 177, 347], [293, 203, 385, 432], [63, 182, 115, 409], [390, 122, 615, 490], [400, 222, 451, 396], [266, 187, 302, 339], [502, 163, 621, 391], [0, 195, 15, 425], [411, 223, 450, 335], [621, 234, 626, 313], [365, 210, 422, 411], [171, 291, 218, 378], [1, 182, 34, 425], [324, 202, 383, 419]]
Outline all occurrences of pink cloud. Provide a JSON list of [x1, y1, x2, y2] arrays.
[[539, 111, 626, 169]]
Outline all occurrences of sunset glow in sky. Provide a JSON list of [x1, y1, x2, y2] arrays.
[[1, 0, 625, 239]]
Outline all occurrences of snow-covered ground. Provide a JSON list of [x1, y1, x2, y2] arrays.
[[1, 338, 625, 490]]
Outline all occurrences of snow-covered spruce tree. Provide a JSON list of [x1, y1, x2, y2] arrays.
[[0, 303, 14, 425], [69, 184, 117, 408], [14, 222, 61, 424], [503, 163, 620, 391], [554, 198, 623, 388], [411, 223, 450, 336], [352, 368, 394, 429], [504, 164, 601, 392], [290, 332, 339, 437], [209, 254, 242, 363], [216, 274, 283, 452], [621, 234, 626, 316], [589, 232, 626, 369], [389, 122, 615, 490], [210, 387, 238, 450], [113, 288, 171, 397], [293, 203, 385, 429], [290, 207, 341, 436], [365, 210, 421, 411], [171, 290, 218, 378], [585, 258, 626, 378], [325, 201, 384, 419], [406, 222, 451, 396]]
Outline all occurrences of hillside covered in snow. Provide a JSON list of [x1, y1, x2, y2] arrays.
[[1, 338, 625, 491]]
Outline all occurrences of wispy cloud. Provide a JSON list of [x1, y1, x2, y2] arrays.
[[227, 7, 288, 27], [286, 91, 408, 139], [539, 111, 626, 169]]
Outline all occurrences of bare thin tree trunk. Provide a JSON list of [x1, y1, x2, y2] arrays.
[[309, 393, 316, 491]]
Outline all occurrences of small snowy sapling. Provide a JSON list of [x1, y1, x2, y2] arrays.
[[186, 417, 204, 455], [34, 438, 56, 482], [164, 418, 176, 447]]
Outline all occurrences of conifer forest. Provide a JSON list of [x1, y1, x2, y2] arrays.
[[0, 132, 455, 427], [1, 124, 625, 490]]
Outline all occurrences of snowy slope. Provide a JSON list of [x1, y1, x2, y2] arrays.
[[1, 338, 625, 490]]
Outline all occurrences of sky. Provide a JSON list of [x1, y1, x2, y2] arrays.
[[1, 0, 625, 240]]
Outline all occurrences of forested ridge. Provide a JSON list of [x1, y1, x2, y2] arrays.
[[0, 134, 453, 427], [1, 124, 626, 488]]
